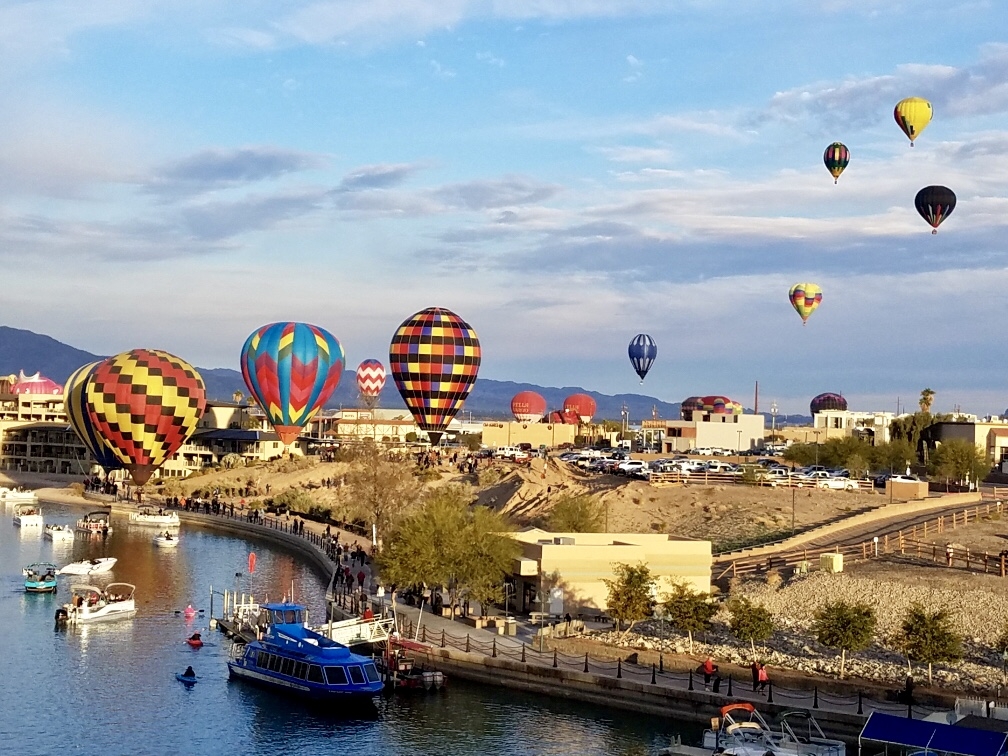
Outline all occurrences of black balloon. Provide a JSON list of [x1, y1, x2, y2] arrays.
[[915, 185, 956, 234]]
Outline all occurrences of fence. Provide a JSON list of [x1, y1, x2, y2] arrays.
[[713, 500, 1007, 581], [396, 621, 935, 720], [648, 469, 874, 492]]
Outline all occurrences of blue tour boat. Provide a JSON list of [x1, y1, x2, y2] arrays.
[[23, 562, 58, 593], [227, 602, 384, 702]]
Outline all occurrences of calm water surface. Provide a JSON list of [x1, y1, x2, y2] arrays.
[[0, 500, 688, 756]]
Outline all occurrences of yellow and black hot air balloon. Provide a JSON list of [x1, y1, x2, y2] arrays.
[[85, 349, 207, 485], [789, 282, 822, 325], [65, 362, 122, 473], [823, 142, 849, 184], [894, 97, 932, 146]]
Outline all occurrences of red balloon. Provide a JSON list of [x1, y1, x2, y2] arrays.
[[563, 394, 597, 423], [511, 391, 547, 422]]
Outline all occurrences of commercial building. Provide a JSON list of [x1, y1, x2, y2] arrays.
[[507, 528, 712, 615], [812, 410, 897, 445], [922, 419, 1008, 467], [661, 412, 765, 453], [481, 420, 579, 450]]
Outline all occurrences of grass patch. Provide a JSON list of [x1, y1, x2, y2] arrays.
[[713, 528, 794, 555]]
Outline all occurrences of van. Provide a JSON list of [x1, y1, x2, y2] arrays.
[[494, 446, 520, 459]]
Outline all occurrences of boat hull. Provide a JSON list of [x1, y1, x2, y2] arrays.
[[153, 537, 180, 548], [227, 662, 381, 703], [25, 582, 58, 593], [44, 527, 74, 542], [65, 604, 137, 624]]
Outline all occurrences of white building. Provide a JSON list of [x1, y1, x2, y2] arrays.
[[662, 413, 765, 453], [812, 410, 896, 446]]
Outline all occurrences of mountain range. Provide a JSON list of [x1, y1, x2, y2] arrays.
[[0, 326, 683, 422]]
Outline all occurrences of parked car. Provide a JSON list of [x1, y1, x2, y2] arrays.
[[617, 460, 648, 476], [816, 477, 859, 491], [795, 470, 834, 487]]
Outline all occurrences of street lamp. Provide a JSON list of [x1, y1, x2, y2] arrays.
[[770, 402, 778, 440], [737, 430, 743, 453]]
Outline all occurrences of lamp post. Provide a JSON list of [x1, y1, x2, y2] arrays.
[[770, 401, 778, 441], [737, 430, 743, 454]]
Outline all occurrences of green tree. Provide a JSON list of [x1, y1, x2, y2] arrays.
[[895, 603, 962, 684], [845, 453, 869, 480], [919, 388, 935, 414], [460, 506, 520, 616], [872, 439, 917, 474], [662, 582, 717, 653], [547, 494, 604, 533], [813, 600, 876, 679], [456, 433, 482, 451], [928, 438, 990, 489], [603, 562, 655, 636], [271, 487, 315, 513], [728, 597, 774, 657], [342, 447, 421, 540]]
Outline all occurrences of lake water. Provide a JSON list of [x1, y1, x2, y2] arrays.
[[1, 499, 687, 755]]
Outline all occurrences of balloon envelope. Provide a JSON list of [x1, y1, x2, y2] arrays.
[[356, 359, 387, 407], [810, 392, 847, 415], [894, 97, 933, 145], [65, 362, 123, 473], [789, 283, 822, 324], [85, 349, 206, 486], [389, 307, 481, 445], [915, 185, 956, 233], [511, 391, 547, 422], [628, 334, 658, 382], [240, 322, 345, 446], [823, 142, 849, 183], [563, 394, 597, 423]]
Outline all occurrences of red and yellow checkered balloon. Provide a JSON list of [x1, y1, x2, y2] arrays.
[[86, 349, 207, 485], [389, 307, 480, 445]]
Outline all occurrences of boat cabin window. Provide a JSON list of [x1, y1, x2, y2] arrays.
[[268, 655, 282, 673], [294, 661, 307, 680], [307, 665, 324, 684], [363, 664, 380, 683], [324, 666, 348, 686], [256, 651, 267, 667], [347, 666, 365, 685], [281, 658, 295, 677], [285, 609, 299, 624]]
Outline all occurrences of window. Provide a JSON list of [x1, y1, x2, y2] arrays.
[[348, 666, 365, 685], [281, 658, 295, 677], [324, 666, 348, 685], [363, 664, 380, 683], [256, 651, 267, 667], [268, 654, 282, 673], [284, 610, 297, 624], [307, 665, 325, 684], [294, 662, 307, 680]]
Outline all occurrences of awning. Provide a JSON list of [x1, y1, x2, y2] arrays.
[[860, 712, 1008, 756]]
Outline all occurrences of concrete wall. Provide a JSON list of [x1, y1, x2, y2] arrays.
[[482, 421, 579, 449], [663, 414, 765, 453]]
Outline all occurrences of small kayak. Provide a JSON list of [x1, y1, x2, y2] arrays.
[[187, 634, 203, 648], [183, 604, 197, 618], [176, 672, 198, 685]]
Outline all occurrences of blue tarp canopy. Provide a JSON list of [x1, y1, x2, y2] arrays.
[[860, 713, 1008, 756]]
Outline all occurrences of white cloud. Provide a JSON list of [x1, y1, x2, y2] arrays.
[[477, 51, 505, 67], [429, 59, 456, 78]]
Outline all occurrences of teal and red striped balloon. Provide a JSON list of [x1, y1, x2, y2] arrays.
[[823, 142, 849, 184], [240, 322, 345, 446]]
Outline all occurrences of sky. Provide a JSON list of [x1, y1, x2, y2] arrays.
[[3, 0, 1008, 417]]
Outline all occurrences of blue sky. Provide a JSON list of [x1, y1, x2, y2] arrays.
[[3, 1, 1008, 416]]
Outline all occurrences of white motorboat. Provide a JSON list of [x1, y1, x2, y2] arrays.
[[44, 524, 75, 542], [0, 486, 37, 504], [57, 557, 117, 576], [57, 583, 136, 624], [129, 508, 180, 527], [153, 531, 180, 548], [13, 504, 43, 527], [76, 511, 112, 536], [701, 704, 845, 756]]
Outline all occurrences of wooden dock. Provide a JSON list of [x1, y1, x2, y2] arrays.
[[215, 616, 257, 644]]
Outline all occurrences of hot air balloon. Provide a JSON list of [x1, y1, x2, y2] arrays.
[[356, 359, 387, 409], [894, 97, 932, 146], [823, 142, 849, 184], [810, 392, 847, 415], [700, 396, 743, 415], [680, 396, 704, 420], [915, 185, 956, 234], [563, 394, 597, 423], [65, 362, 122, 473], [240, 322, 345, 446], [511, 391, 547, 422], [789, 283, 822, 325], [389, 307, 481, 446], [628, 333, 658, 383], [85, 349, 206, 486]]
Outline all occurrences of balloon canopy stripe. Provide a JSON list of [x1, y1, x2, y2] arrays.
[[85, 349, 206, 485], [240, 322, 345, 446], [65, 362, 122, 472]]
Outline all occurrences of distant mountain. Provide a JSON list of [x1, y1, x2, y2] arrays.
[[0, 326, 680, 421]]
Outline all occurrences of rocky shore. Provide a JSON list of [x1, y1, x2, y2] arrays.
[[593, 571, 1008, 696]]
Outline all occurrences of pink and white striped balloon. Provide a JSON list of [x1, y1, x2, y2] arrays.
[[356, 359, 387, 407]]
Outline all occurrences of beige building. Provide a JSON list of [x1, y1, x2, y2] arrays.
[[813, 410, 897, 445], [662, 412, 765, 453], [508, 528, 712, 615], [481, 421, 579, 449], [924, 419, 1008, 466]]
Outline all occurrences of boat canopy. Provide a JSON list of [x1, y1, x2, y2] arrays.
[[859, 712, 1008, 756]]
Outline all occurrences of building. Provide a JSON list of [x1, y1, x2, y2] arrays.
[[507, 528, 712, 615], [640, 419, 666, 452], [481, 420, 579, 449], [812, 410, 897, 445], [923, 419, 1008, 466], [662, 413, 765, 453]]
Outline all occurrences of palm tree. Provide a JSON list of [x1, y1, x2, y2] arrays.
[[919, 388, 935, 414]]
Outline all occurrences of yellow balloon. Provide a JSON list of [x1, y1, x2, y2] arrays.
[[894, 97, 932, 146], [789, 282, 822, 325]]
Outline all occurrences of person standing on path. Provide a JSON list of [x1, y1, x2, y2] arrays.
[[750, 660, 760, 692], [758, 663, 770, 694], [701, 656, 718, 689], [946, 543, 954, 567]]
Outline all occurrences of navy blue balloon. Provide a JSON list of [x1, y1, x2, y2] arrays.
[[628, 334, 658, 382]]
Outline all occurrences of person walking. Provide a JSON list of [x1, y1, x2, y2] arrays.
[[946, 542, 954, 567], [701, 655, 718, 689], [750, 660, 760, 692], [758, 663, 770, 694]]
